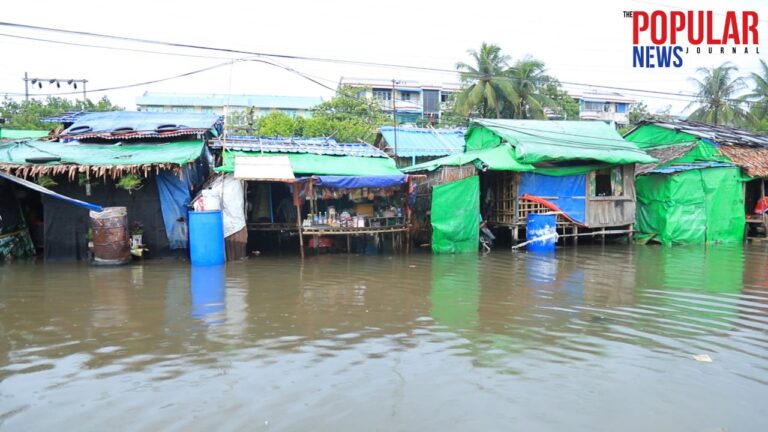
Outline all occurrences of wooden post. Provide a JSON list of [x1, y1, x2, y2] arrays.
[[574, 225, 579, 246], [628, 224, 634, 242], [294, 185, 305, 259]]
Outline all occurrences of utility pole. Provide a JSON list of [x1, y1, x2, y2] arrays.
[[391, 78, 398, 158], [22, 74, 89, 102]]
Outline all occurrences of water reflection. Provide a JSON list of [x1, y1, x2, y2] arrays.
[[1, 246, 767, 431]]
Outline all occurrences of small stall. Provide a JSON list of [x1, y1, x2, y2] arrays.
[[292, 174, 412, 256]]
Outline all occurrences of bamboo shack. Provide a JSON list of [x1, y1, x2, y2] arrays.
[[625, 120, 768, 245], [0, 112, 219, 260], [209, 136, 412, 256], [404, 119, 655, 252]]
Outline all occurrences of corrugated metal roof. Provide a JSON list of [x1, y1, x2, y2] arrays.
[[136, 92, 324, 110], [375, 126, 465, 157], [208, 136, 389, 158], [40, 111, 89, 124], [647, 162, 735, 174], [636, 143, 697, 175], [648, 120, 768, 148], [62, 111, 219, 139]]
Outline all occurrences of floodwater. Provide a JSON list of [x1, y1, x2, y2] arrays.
[[1, 245, 768, 431]]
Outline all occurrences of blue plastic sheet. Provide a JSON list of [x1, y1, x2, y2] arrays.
[[518, 172, 586, 224], [156, 166, 201, 249], [0, 170, 103, 212], [301, 175, 407, 189]]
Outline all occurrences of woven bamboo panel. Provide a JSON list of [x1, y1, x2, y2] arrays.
[[487, 172, 516, 225]]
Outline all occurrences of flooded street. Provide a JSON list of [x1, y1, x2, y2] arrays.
[[2, 245, 768, 431]]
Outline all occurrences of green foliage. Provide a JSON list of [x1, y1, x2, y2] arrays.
[[543, 81, 580, 120], [116, 174, 143, 193], [686, 62, 750, 126], [0, 96, 121, 130], [36, 176, 57, 188], [745, 59, 768, 127], [256, 111, 304, 137], [455, 43, 517, 118]]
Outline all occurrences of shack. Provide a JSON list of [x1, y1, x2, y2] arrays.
[[209, 136, 410, 256], [625, 120, 768, 245], [0, 111, 219, 260], [374, 126, 465, 167], [404, 119, 655, 252]]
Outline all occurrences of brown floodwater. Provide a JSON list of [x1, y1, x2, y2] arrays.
[[1, 244, 768, 431]]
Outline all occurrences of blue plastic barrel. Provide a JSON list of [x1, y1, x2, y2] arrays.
[[191, 265, 225, 322], [526, 213, 557, 252], [189, 210, 225, 266]]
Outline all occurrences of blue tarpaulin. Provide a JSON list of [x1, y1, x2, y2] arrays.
[[518, 172, 586, 224], [156, 166, 202, 249], [300, 175, 408, 189], [0, 170, 103, 212]]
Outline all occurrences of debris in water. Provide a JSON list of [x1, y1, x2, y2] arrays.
[[693, 354, 713, 363], [409, 265, 416, 268]]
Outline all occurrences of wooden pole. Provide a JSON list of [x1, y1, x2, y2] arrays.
[[294, 185, 304, 258]]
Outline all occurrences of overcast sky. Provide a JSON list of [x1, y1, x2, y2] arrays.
[[1, 0, 765, 116]]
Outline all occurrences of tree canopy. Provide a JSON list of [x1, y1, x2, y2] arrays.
[[686, 62, 750, 126], [0, 96, 121, 130]]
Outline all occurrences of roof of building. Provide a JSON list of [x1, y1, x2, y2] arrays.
[[636, 144, 698, 175], [375, 127, 465, 157], [208, 136, 389, 158], [637, 120, 768, 147], [0, 139, 204, 177], [62, 111, 220, 140], [339, 77, 461, 92], [136, 92, 324, 110], [570, 91, 635, 104], [40, 111, 90, 124], [0, 129, 50, 140], [466, 119, 655, 165]]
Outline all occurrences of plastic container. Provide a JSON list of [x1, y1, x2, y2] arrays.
[[526, 213, 557, 252], [90, 206, 130, 265], [189, 210, 225, 266]]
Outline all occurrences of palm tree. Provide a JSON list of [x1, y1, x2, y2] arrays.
[[504, 56, 555, 119], [686, 62, 749, 125], [744, 59, 768, 122], [455, 43, 518, 118]]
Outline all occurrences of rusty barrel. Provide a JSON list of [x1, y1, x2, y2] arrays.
[[90, 207, 130, 265]]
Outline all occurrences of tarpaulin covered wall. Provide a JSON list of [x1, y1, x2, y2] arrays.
[[431, 176, 480, 254], [303, 174, 407, 189], [0, 180, 35, 261], [157, 165, 204, 249], [636, 167, 744, 245], [518, 172, 587, 224], [42, 175, 169, 260]]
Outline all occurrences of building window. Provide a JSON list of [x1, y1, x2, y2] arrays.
[[603, 103, 613, 112], [401, 92, 411, 101], [591, 167, 624, 197], [145, 106, 163, 112], [172, 106, 194, 113], [582, 101, 602, 111], [201, 106, 214, 113], [616, 103, 627, 113], [372, 89, 391, 101]]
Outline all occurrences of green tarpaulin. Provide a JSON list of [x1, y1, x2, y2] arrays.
[[217, 150, 401, 176], [0, 140, 205, 166], [0, 129, 50, 140], [624, 123, 698, 149], [431, 176, 480, 254], [465, 119, 655, 164], [403, 144, 534, 173], [636, 167, 745, 245]]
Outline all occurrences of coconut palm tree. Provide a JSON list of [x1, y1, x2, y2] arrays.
[[744, 59, 768, 122], [503, 56, 555, 119], [686, 62, 749, 125], [454, 43, 518, 118]]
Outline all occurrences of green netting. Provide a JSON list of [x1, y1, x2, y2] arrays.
[[0, 140, 204, 166], [636, 167, 744, 245], [624, 123, 698, 149], [0, 129, 50, 140], [216, 151, 401, 176], [464, 119, 655, 164], [431, 176, 480, 254]]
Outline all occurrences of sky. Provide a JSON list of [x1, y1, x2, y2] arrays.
[[1, 0, 766, 116]]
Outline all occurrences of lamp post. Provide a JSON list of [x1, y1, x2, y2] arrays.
[[23, 73, 88, 102]]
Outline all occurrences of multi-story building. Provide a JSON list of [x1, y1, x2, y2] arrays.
[[339, 77, 460, 124], [136, 92, 324, 118], [569, 90, 636, 126]]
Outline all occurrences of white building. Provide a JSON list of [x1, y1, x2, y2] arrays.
[[569, 90, 636, 126], [339, 77, 460, 124], [136, 92, 324, 118]]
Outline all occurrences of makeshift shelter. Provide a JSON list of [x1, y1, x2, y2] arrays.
[[0, 111, 218, 260], [374, 126, 465, 167], [209, 136, 411, 256], [405, 119, 654, 251], [625, 120, 768, 245]]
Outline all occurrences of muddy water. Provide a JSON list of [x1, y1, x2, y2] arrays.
[[1, 245, 768, 431]]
